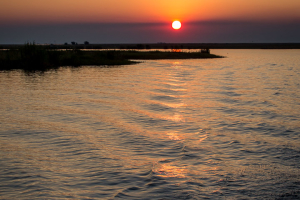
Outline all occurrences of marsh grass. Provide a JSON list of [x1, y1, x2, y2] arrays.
[[0, 43, 60, 70], [0, 43, 222, 71], [120, 50, 220, 59]]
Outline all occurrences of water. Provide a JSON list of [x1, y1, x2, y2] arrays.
[[0, 50, 300, 199]]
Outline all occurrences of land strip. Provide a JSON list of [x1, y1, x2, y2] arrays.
[[1, 43, 300, 50], [0, 44, 222, 71]]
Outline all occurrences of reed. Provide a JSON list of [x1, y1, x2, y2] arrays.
[[0, 43, 223, 71]]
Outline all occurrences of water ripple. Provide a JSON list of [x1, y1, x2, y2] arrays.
[[1, 50, 300, 199]]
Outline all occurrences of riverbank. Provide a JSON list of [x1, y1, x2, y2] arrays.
[[1, 43, 300, 50], [0, 44, 223, 71]]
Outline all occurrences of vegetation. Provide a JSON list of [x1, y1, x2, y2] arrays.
[[120, 50, 220, 60], [0, 43, 223, 71]]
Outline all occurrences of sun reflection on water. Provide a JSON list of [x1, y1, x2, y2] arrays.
[[164, 113, 184, 122], [1, 51, 299, 199], [167, 132, 182, 141], [154, 163, 186, 178]]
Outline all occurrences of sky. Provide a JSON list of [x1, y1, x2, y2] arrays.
[[1, 0, 300, 44]]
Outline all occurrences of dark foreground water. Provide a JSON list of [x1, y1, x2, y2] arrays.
[[1, 50, 300, 199]]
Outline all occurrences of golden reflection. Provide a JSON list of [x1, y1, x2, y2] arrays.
[[160, 102, 186, 108], [198, 134, 208, 143], [172, 49, 182, 52], [167, 132, 182, 141], [163, 113, 184, 122], [163, 81, 186, 87], [154, 163, 186, 178]]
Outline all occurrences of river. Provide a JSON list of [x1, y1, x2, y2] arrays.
[[0, 50, 300, 199]]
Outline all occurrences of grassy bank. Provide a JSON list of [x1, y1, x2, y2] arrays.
[[2, 43, 300, 50], [0, 43, 223, 71]]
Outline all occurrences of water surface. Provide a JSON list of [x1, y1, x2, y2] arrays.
[[1, 50, 300, 199]]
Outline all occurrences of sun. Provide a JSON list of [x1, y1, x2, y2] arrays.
[[172, 21, 181, 30]]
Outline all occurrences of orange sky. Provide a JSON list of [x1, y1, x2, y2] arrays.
[[1, 0, 300, 24], [1, 0, 300, 43]]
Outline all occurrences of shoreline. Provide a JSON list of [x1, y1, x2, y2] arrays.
[[0, 46, 223, 71], [1, 43, 300, 50]]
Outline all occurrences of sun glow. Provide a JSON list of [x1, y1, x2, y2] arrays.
[[172, 20, 181, 30]]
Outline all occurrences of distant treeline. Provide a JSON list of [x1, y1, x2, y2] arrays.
[[1, 43, 300, 50]]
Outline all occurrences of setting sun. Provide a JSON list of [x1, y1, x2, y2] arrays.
[[172, 21, 181, 30]]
